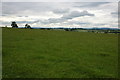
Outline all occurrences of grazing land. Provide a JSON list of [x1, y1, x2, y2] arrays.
[[2, 28, 118, 78]]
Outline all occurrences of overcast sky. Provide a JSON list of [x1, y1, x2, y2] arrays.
[[0, 2, 118, 28]]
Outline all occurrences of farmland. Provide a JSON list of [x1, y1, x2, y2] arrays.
[[2, 28, 118, 78]]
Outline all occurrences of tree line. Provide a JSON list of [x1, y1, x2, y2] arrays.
[[11, 21, 31, 29]]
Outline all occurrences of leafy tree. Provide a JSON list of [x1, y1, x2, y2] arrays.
[[25, 24, 31, 29], [11, 21, 18, 28]]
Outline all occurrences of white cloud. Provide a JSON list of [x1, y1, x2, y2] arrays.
[[1, 2, 118, 28], [1, 0, 118, 2]]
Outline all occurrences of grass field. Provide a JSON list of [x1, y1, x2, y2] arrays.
[[2, 28, 118, 78]]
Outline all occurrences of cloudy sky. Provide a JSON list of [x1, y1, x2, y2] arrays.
[[0, 2, 118, 28]]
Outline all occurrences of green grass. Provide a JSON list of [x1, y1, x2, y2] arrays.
[[2, 28, 118, 78]]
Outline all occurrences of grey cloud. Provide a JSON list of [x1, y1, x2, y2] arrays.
[[0, 21, 10, 26], [94, 23, 107, 26], [2, 2, 56, 15], [48, 18, 64, 23], [2, 2, 75, 16], [74, 2, 110, 8], [1, 2, 117, 28], [16, 20, 40, 24], [1, 21, 9, 24], [17, 16, 28, 17], [18, 16, 23, 17], [53, 8, 69, 14], [2, 2, 96, 17], [41, 10, 95, 24], [62, 11, 94, 19], [111, 11, 118, 17], [67, 21, 90, 25], [1, 14, 7, 16], [2, 0, 118, 2], [16, 21, 29, 24], [111, 12, 118, 15]]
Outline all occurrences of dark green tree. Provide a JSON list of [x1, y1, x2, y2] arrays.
[[25, 24, 31, 29], [11, 21, 18, 28]]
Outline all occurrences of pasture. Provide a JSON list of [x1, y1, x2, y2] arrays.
[[2, 28, 118, 78]]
